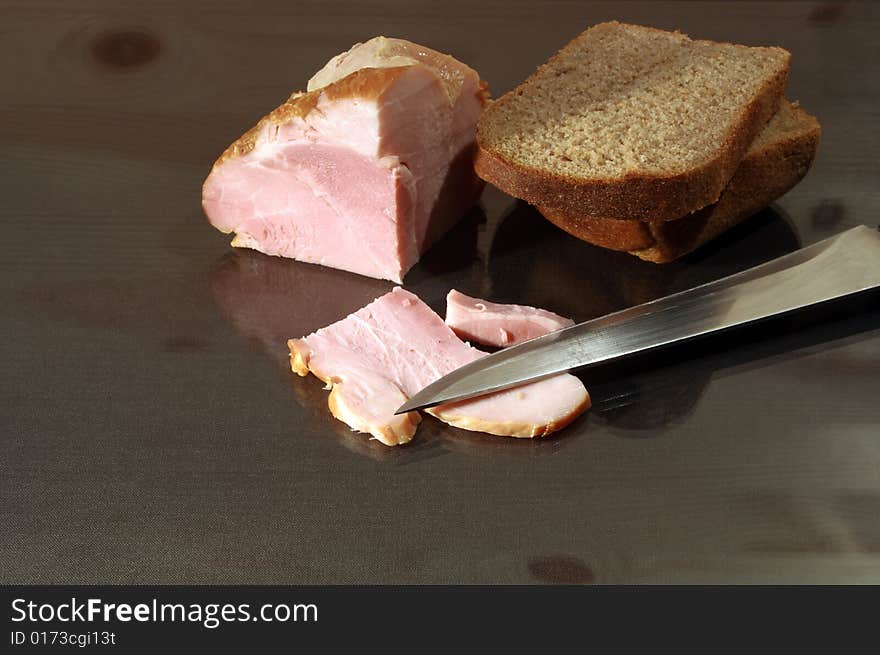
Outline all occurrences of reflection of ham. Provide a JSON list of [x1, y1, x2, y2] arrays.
[[289, 288, 590, 446], [202, 37, 488, 283], [445, 289, 575, 347]]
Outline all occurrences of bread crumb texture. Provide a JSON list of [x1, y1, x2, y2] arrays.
[[478, 22, 790, 179]]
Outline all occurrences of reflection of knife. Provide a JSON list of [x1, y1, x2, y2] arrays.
[[396, 225, 880, 414]]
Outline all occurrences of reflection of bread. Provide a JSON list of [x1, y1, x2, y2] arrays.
[[539, 102, 820, 263], [487, 201, 801, 323], [475, 21, 790, 221]]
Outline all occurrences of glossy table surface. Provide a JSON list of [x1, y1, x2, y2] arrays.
[[2, 0, 879, 584]]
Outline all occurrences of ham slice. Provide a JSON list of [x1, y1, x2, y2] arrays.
[[445, 289, 575, 347], [289, 288, 590, 445], [202, 37, 488, 283]]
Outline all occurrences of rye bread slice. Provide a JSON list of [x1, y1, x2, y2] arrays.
[[539, 101, 820, 263], [475, 21, 791, 221]]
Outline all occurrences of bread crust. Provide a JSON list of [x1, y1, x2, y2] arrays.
[[539, 103, 820, 262], [475, 22, 791, 221]]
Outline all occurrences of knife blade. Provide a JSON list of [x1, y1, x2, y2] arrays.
[[395, 225, 880, 415]]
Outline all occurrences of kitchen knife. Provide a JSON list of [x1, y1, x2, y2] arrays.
[[395, 225, 880, 414]]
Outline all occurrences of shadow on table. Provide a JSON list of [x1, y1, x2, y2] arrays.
[[208, 208, 573, 461], [585, 295, 880, 435], [209, 200, 878, 454], [487, 200, 804, 320], [487, 201, 879, 435]]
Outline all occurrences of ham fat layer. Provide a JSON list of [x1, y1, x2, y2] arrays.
[[202, 37, 487, 283], [445, 289, 575, 347], [289, 288, 590, 445]]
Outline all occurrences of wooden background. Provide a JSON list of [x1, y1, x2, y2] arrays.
[[2, 1, 879, 584]]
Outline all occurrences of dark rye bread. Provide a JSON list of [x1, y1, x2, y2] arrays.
[[539, 101, 820, 262], [475, 22, 791, 221]]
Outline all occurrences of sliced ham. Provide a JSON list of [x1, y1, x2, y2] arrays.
[[202, 37, 488, 283], [445, 289, 575, 347], [289, 288, 590, 445]]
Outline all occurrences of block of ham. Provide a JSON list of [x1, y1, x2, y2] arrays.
[[445, 289, 575, 347], [288, 288, 590, 446], [202, 37, 488, 283]]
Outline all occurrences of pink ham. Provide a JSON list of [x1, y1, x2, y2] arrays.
[[202, 37, 488, 283], [289, 288, 590, 446], [445, 289, 575, 347]]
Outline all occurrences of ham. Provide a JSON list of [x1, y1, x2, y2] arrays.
[[445, 289, 575, 347], [289, 288, 590, 445], [202, 37, 488, 283]]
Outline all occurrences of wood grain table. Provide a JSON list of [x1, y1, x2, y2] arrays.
[[2, 1, 878, 584]]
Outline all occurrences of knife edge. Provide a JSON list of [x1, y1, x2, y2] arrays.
[[395, 226, 880, 415]]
